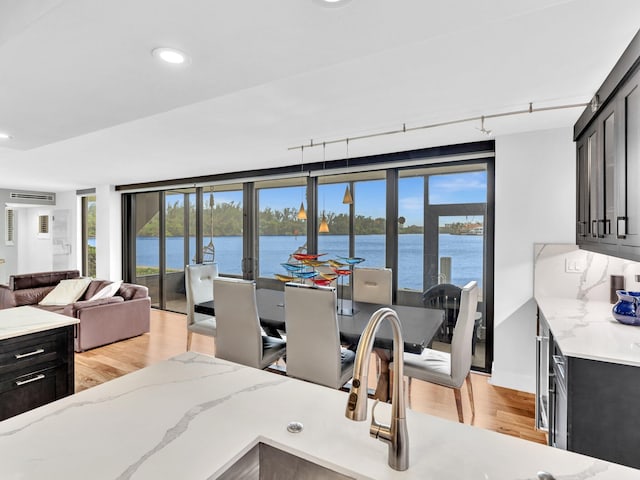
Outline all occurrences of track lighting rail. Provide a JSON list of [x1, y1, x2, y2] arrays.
[[287, 101, 588, 151]]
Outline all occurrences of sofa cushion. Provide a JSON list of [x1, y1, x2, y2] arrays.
[[39, 278, 92, 306], [13, 286, 55, 306], [88, 280, 123, 301], [10, 270, 80, 291], [118, 283, 149, 301], [83, 280, 113, 300]]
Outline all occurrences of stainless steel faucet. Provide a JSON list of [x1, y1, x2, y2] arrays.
[[345, 307, 409, 471]]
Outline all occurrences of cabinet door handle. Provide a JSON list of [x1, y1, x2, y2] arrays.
[[14, 348, 45, 359], [591, 220, 598, 238], [15, 373, 46, 386], [617, 216, 627, 239]]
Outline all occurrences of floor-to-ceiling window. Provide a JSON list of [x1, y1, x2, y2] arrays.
[[81, 194, 96, 277], [398, 163, 490, 369], [133, 192, 161, 308], [316, 172, 387, 295], [203, 184, 243, 276], [255, 178, 307, 280], [163, 188, 196, 313]]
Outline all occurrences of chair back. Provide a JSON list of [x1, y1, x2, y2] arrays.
[[185, 263, 218, 326], [450, 281, 479, 386], [353, 267, 392, 304], [213, 277, 263, 368], [284, 283, 343, 389]]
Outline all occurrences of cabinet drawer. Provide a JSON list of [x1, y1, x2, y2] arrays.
[[0, 366, 59, 420], [0, 329, 68, 379]]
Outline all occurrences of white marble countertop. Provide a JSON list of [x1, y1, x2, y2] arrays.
[[0, 352, 637, 479], [536, 296, 640, 367], [0, 305, 79, 340]]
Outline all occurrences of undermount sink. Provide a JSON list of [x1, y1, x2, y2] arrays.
[[216, 442, 356, 480]]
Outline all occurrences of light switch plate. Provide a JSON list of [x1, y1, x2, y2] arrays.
[[565, 258, 586, 273]]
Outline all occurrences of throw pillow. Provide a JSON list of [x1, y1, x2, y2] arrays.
[[39, 277, 92, 306], [88, 280, 123, 301]]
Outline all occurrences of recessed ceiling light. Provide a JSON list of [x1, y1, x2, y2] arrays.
[[313, 0, 352, 7], [0, 132, 12, 140], [151, 47, 190, 65]]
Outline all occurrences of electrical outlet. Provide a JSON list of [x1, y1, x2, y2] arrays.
[[565, 258, 586, 273]]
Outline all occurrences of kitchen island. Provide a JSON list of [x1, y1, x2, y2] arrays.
[[0, 351, 638, 479]]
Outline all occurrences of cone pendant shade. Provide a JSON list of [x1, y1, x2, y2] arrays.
[[297, 202, 307, 220], [319, 212, 330, 233], [342, 185, 353, 204]]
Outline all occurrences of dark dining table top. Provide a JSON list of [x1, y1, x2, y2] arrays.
[[196, 288, 443, 354]]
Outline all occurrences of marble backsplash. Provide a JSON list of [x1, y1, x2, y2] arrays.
[[534, 244, 640, 302]]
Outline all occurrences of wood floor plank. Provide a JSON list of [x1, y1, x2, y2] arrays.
[[74, 309, 547, 445]]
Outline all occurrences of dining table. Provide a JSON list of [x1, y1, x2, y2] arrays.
[[195, 288, 444, 402]]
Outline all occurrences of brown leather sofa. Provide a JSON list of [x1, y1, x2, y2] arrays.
[[0, 270, 151, 352]]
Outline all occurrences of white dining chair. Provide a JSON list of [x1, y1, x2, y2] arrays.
[[284, 283, 355, 389], [396, 281, 479, 423], [213, 277, 286, 370], [185, 263, 218, 351], [353, 267, 392, 305]]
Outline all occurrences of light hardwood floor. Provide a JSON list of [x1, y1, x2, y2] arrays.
[[75, 309, 547, 445]]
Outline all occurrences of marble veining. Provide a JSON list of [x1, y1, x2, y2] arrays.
[[537, 297, 640, 366], [0, 353, 247, 438], [0, 352, 638, 479], [116, 377, 287, 480], [576, 251, 609, 300], [534, 244, 640, 366]]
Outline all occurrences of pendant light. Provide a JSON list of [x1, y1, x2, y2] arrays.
[[319, 142, 330, 233], [297, 145, 307, 220], [319, 212, 330, 233], [342, 138, 353, 204]]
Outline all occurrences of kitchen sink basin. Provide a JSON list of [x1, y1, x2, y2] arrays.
[[216, 442, 356, 480]]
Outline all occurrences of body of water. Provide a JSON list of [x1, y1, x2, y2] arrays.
[[133, 234, 483, 291]]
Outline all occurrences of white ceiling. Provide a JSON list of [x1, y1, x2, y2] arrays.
[[0, 0, 638, 192]]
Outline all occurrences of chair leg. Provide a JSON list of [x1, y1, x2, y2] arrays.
[[186, 331, 193, 351], [453, 388, 464, 423], [465, 373, 475, 420]]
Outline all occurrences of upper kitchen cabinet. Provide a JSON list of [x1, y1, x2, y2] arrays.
[[618, 69, 640, 256], [574, 30, 640, 261]]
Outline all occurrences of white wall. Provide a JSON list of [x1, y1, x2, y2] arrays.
[[95, 185, 122, 281], [492, 127, 575, 392], [17, 207, 54, 273], [53, 191, 79, 272]]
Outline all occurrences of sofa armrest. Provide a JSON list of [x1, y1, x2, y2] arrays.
[[0, 284, 16, 309], [63, 296, 124, 317], [74, 297, 151, 352]]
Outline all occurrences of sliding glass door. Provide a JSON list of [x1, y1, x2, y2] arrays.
[[398, 165, 490, 369]]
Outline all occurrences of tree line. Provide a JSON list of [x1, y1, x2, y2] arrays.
[[135, 201, 427, 236]]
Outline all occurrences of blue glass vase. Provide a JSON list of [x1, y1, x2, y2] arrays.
[[612, 290, 640, 326]]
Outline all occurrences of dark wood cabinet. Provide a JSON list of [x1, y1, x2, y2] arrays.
[[547, 338, 640, 469], [0, 325, 74, 421], [575, 30, 640, 260]]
